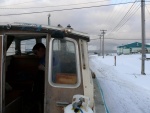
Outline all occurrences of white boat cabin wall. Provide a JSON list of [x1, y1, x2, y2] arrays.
[[0, 23, 94, 113]]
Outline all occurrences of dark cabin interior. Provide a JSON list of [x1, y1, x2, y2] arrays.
[[5, 35, 45, 113]]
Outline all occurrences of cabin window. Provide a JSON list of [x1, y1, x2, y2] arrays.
[[21, 39, 36, 54], [42, 38, 46, 46], [7, 41, 15, 56], [21, 40, 26, 53], [49, 38, 81, 87]]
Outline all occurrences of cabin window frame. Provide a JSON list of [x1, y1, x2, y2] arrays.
[[48, 37, 81, 88], [0, 35, 4, 112]]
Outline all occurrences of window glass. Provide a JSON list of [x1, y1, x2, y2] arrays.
[[21, 39, 36, 53], [42, 38, 46, 46], [51, 39, 77, 85], [7, 41, 15, 56], [21, 40, 26, 53]]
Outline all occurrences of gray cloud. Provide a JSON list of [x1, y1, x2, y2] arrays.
[[0, 0, 150, 52]]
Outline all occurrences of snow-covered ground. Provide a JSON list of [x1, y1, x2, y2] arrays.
[[89, 54, 150, 113]]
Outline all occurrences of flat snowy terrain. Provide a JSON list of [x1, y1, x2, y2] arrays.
[[89, 54, 150, 113]]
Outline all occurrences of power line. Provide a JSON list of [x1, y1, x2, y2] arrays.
[[0, 1, 137, 16], [104, 0, 129, 30], [110, 0, 138, 33], [146, 5, 150, 16], [116, 4, 140, 32], [107, 3, 140, 35], [103, 0, 118, 30], [0, 0, 111, 9], [106, 5, 139, 35], [90, 38, 150, 40], [106, 5, 140, 35], [106, 1, 140, 36]]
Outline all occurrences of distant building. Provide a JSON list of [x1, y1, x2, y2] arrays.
[[117, 42, 150, 55]]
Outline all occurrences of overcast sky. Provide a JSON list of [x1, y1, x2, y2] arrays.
[[0, 0, 150, 52]]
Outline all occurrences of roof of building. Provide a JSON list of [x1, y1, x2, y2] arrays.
[[117, 42, 150, 48]]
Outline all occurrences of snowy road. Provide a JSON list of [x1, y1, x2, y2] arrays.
[[89, 55, 150, 113]]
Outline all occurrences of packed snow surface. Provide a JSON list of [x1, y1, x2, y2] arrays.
[[89, 54, 150, 113]]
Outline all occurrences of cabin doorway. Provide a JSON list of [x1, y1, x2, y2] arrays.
[[4, 33, 47, 113]]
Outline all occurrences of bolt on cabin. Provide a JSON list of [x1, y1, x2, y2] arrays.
[[0, 23, 99, 113]]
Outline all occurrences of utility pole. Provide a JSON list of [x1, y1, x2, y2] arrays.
[[48, 14, 51, 25], [100, 30, 107, 58], [99, 35, 102, 56], [141, 0, 146, 75]]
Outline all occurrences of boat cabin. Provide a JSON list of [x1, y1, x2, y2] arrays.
[[0, 23, 94, 113]]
